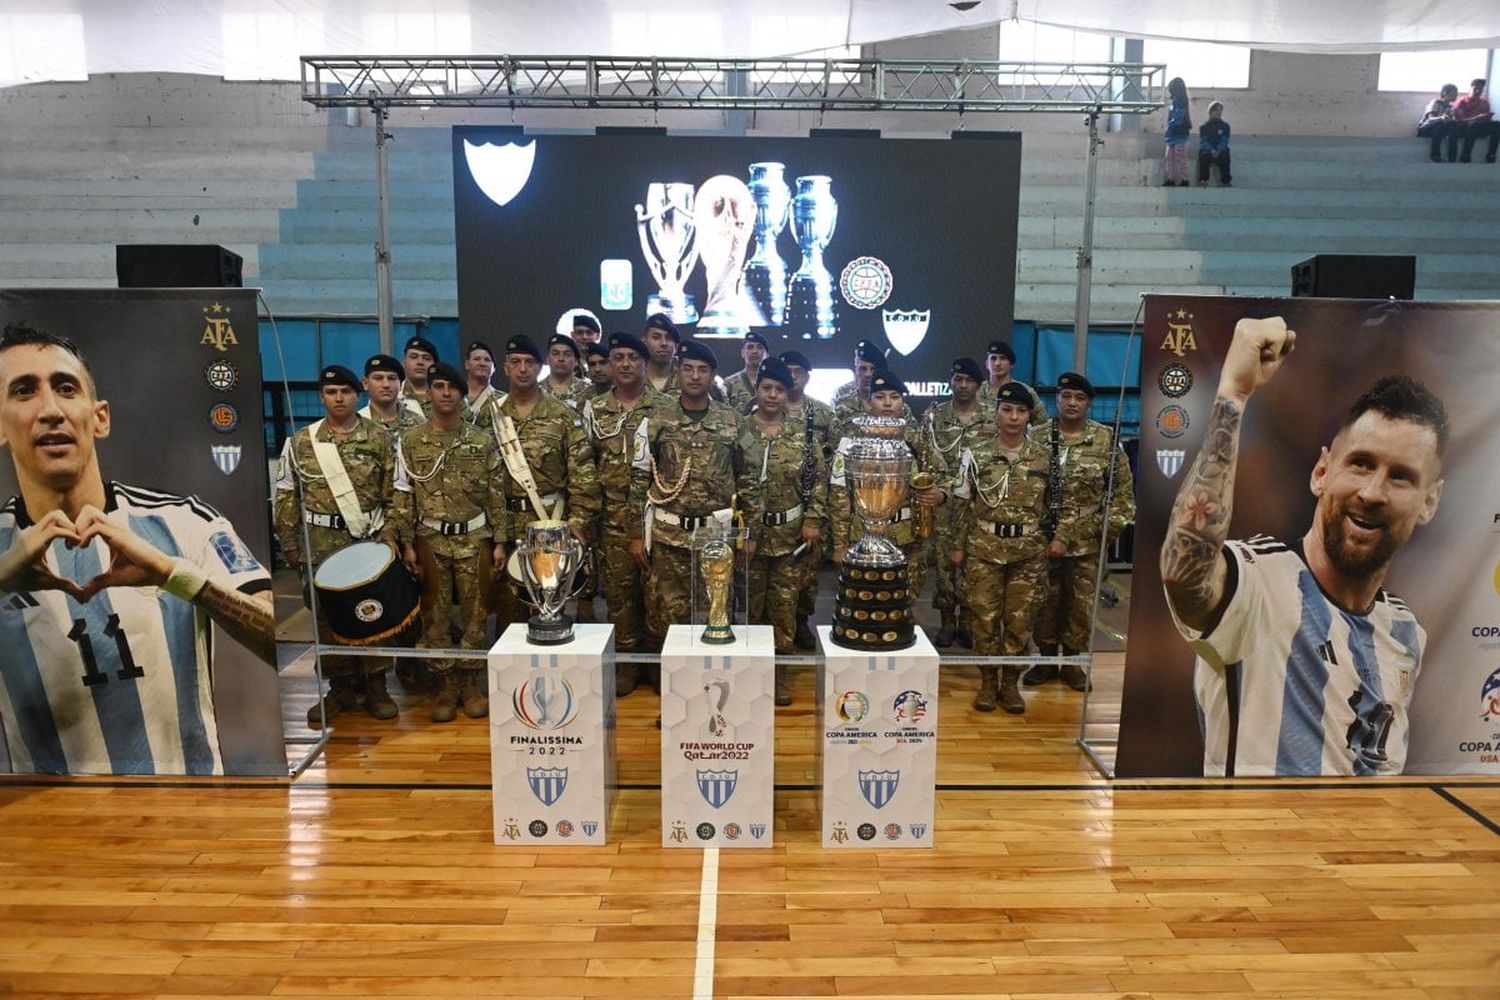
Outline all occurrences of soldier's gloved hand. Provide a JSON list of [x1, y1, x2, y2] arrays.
[[949, 549, 965, 567], [628, 538, 648, 571]]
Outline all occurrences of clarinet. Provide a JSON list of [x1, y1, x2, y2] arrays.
[[1042, 416, 1063, 542]]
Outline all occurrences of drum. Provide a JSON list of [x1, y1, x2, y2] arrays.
[[313, 541, 421, 644]]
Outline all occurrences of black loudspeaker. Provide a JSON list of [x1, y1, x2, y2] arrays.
[[116, 244, 243, 288], [1290, 254, 1414, 300]]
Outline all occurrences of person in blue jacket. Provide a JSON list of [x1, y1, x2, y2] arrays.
[[1163, 77, 1192, 187], [1198, 100, 1232, 186]]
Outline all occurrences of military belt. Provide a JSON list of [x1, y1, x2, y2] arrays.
[[305, 509, 380, 531], [762, 503, 804, 526], [505, 492, 561, 513], [653, 507, 731, 531], [978, 519, 1035, 538], [891, 507, 913, 524], [420, 512, 488, 537]]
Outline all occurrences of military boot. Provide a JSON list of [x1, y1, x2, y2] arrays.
[[305, 678, 356, 727], [775, 668, 793, 707], [793, 616, 816, 652], [973, 667, 999, 712], [616, 662, 639, 697], [1060, 664, 1092, 692], [955, 610, 974, 650], [461, 670, 490, 718], [1024, 646, 1060, 686], [429, 671, 461, 724], [364, 672, 399, 720], [933, 610, 957, 648], [999, 666, 1026, 714]]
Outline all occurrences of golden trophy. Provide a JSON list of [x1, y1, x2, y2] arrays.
[[909, 471, 936, 541], [833, 415, 917, 650], [699, 538, 736, 644]]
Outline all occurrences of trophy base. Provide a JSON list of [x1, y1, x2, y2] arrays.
[[787, 273, 840, 341], [647, 292, 698, 326], [830, 558, 915, 651], [699, 624, 736, 645], [526, 614, 576, 646], [744, 263, 787, 327]]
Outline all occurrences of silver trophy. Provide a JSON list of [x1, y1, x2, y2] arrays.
[[744, 162, 791, 327], [787, 174, 840, 340], [832, 415, 916, 650], [635, 182, 700, 324], [511, 519, 587, 645]]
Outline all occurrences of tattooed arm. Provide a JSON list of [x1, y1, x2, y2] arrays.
[[195, 586, 277, 667], [1161, 317, 1295, 631]]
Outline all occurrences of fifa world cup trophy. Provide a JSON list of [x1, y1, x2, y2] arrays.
[[695, 174, 756, 336], [699, 538, 737, 644]]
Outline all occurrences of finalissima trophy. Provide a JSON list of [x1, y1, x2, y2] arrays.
[[512, 520, 587, 645], [832, 416, 916, 650], [744, 161, 791, 327], [635, 182, 700, 324], [786, 175, 840, 341]]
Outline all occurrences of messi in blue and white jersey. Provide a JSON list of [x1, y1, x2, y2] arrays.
[[0, 484, 271, 774]]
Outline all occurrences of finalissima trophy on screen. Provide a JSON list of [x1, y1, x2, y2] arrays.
[[744, 161, 791, 327], [832, 416, 916, 650], [787, 175, 840, 341], [635, 182, 700, 324]]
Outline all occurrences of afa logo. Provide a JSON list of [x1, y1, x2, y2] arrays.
[[892, 690, 928, 725], [1481, 667, 1500, 723], [1160, 308, 1197, 357], [512, 675, 579, 730], [200, 303, 239, 351]]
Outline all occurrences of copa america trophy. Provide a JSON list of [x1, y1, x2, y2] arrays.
[[695, 174, 756, 337], [744, 162, 791, 327], [513, 519, 587, 645], [832, 416, 916, 650], [635, 182, 700, 324], [786, 175, 840, 341], [698, 536, 737, 644]]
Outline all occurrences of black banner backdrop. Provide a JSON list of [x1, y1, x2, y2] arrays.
[[451, 129, 1022, 397], [1119, 295, 1500, 778], [0, 288, 282, 776]]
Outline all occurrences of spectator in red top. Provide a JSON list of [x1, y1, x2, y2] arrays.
[[1453, 78, 1498, 163]]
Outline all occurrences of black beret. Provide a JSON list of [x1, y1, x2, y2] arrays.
[[464, 340, 494, 361], [743, 332, 770, 350], [644, 312, 681, 341], [608, 331, 650, 359], [986, 340, 1017, 363], [677, 340, 718, 371], [950, 357, 984, 383], [778, 350, 811, 370], [756, 358, 793, 389], [503, 335, 543, 361], [854, 339, 886, 365], [1057, 371, 1094, 397], [364, 354, 405, 380], [585, 341, 610, 360], [319, 365, 360, 391], [427, 362, 466, 390], [995, 381, 1033, 407], [572, 313, 601, 334], [547, 333, 580, 358], [403, 336, 438, 360], [869, 370, 907, 396]]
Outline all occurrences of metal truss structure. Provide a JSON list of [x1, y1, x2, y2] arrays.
[[300, 56, 1166, 114]]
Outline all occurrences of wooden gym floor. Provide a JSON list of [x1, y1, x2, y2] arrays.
[[1, 577, 1497, 999]]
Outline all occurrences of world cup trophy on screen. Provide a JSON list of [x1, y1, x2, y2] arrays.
[[635, 182, 700, 324], [832, 416, 916, 651], [744, 161, 791, 327], [695, 174, 756, 337], [786, 175, 840, 340], [512, 519, 588, 645]]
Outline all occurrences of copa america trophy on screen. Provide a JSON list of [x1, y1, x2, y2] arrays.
[[832, 416, 916, 650], [744, 161, 791, 327], [635, 182, 700, 324], [513, 520, 587, 645], [695, 174, 756, 336], [786, 175, 840, 341]]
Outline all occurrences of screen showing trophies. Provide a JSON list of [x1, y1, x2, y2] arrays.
[[452, 129, 1021, 387]]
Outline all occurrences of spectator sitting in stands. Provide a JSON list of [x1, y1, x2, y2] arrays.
[[1417, 84, 1460, 163], [1453, 78, 1499, 163], [1198, 100, 1232, 186]]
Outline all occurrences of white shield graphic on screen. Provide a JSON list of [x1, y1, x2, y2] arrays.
[[464, 139, 537, 207], [882, 309, 930, 356]]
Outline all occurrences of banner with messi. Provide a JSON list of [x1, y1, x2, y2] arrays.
[[1118, 295, 1500, 778]]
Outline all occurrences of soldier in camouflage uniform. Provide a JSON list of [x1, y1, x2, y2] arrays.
[[738, 359, 826, 703], [359, 354, 424, 440], [582, 341, 613, 400], [464, 341, 504, 425], [570, 313, 602, 353], [585, 333, 670, 693], [628, 340, 762, 653], [642, 313, 683, 397], [832, 341, 915, 441], [950, 382, 1051, 714], [723, 332, 769, 415], [391, 362, 506, 723], [921, 358, 993, 648], [829, 371, 947, 605], [275, 365, 404, 725], [489, 335, 602, 627], [1025, 372, 1135, 692], [779, 350, 837, 650], [543, 333, 592, 410], [976, 339, 1045, 424], [400, 335, 440, 417]]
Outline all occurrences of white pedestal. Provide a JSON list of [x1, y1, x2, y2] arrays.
[[660, 624, 776, 848], [488, 623, 616, 846], [816, 625, 938, 848]]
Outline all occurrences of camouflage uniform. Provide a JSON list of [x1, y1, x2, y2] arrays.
[[920, 400, 992, 621], [465, 386, 504, 430], [828, 420, 946, 603], [628, 400, 762, 648], [1030, 419, 1136, 658], [648, 361, 728, 403], [390, 421, 505, 679], [738, 415, 826, 652], [723, 369, 758, 415], [490, 391, 602, 624], [273, 416, 401, 683], [401, 383, 434, 417], [359, 402, 424, 443], [977, 379, 1045, 425], [785, 396, 838, 630], [543, 375, 593, 411], [585, 386, 670, 651], [831, 391, 915, 443]]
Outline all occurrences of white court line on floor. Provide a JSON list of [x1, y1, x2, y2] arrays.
[[694, 846, 720, 1000]]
